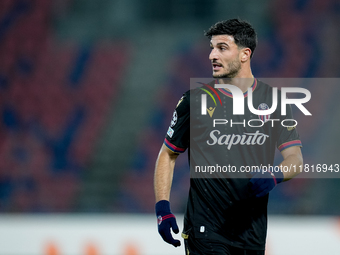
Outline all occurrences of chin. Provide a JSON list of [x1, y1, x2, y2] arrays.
[[213, 73, 229, 79], [212, 72, 223, 78]]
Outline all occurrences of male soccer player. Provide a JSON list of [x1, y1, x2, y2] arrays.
[[154, 19, 303, 255]]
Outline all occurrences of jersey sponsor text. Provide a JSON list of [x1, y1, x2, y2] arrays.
[[207, 130, 269, 150]]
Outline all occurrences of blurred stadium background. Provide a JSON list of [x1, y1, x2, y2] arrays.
[[0, 0, 340, 254]]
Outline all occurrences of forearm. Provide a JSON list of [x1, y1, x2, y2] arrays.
[[154, 144, 178, 202], [279, 153, 303, 181]]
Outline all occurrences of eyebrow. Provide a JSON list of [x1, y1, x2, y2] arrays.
[[210, 42, 229, 47]]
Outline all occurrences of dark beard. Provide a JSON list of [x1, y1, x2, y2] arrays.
[[213, 59, 241, 78]]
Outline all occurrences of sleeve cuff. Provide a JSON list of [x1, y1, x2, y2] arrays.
[[278, 140, 302, 152], [164, 138, 186, 154]]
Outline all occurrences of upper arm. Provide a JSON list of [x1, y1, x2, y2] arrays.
[[279, 145, 303, 180], [163, 92, 190, 154], [275, 90, 302, 153], [280, 145, 303, 161], [159, 143, 180, 161]]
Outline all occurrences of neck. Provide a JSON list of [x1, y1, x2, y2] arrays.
[[218, 67, 254, 93]]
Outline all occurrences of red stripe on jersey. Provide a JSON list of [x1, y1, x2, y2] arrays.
[[278, 140, 302, 152], [164, 138, 186, 153]]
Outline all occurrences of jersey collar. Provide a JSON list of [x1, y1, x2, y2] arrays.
[[216, 78, 257, 98]]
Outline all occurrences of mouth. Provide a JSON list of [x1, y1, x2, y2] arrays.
[[212, 63, 223, 71]]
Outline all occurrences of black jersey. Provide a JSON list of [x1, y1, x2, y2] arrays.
[[164, 79, 302, 250]]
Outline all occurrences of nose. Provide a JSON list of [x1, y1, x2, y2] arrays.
[[209, 48, 218, 61]]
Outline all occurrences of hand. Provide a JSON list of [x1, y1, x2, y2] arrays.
[[249, 169, 284, 198], [155, 200, 181, 247]]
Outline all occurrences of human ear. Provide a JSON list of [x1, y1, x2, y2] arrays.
[[240, 48, 251, 62]]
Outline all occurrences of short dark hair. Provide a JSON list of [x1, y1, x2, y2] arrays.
[[205, 19, 257, 58]]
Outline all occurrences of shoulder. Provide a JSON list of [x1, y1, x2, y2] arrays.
[[187, 80, 216, 96], [256, 79, 274, 92], [180, 80, 220, 105], [174, 90, 190, 113], [175, 86, 207, 112], [181, 86, 207, 101], [256, 79, 282, 94], [255, 79, 285, 103]]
